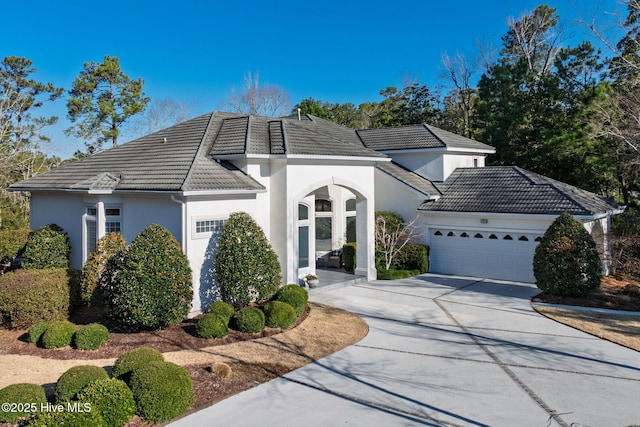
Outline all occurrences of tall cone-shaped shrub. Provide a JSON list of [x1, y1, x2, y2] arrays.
[[111, 225, 192, 330], [533, 212, 602, 297], [216, 212, 281, 307], [80, 232, 127, 306]]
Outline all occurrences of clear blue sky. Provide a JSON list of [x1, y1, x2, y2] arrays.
[[5, 0, 623, 159]]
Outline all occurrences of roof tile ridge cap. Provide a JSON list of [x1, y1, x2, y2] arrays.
[[181, 112, 217, 190], [422, 123, 446, 147], [518, 166, 589, 213], [378, 160, 442, 196], [280, 118, 290, 154], [245, 114, 253, 154]]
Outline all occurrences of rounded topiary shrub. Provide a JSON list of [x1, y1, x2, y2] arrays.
[[263, 300, 296, 329], [21, 224, 70, 270], [0, 383, 46, 423], [54, 365, 109, 403], [76, 378, 136, 427], [41, 320, 76, 349], [129, 361, 195, 423], [80, 232, 127, 306], [111, 224, 192, 331], [112, 347, 164, 383], [196, 313, 228, 339], [533, 212, 602, 297], [216, 212, 281, 307], [28, 321, 50, 344], [74, 323, 109, 350], [273, 285, 308, 317], [27, 409, 104, 427], [207, 301, 235, 324], [233, 306, 265, 333]]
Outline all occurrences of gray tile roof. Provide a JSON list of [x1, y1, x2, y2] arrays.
[[418, 166, 622, 216], [357, 124, 495, 152], [10, 112, 265, 192], [376, 161, 441, 198], [211, 114, 386, 158]]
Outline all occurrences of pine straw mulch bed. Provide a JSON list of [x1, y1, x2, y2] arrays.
[[533, 275, 640, 352]]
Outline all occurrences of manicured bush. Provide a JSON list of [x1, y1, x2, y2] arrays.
[[21, 224, 70, 269], [0, 383, 46, 423], [54, 365, 109, 403], [273, 285, 308, 317], [129, 361, 195, 422], [76, 378, 136, 427], [111, 224, 192, 331], [80, 232, 127, 306], [533, 212, 602, 297], [196, 313, 228, 339], [207, 301, 235, 324], [27, 408, 104, 427], [41, 320, 76, 349], [0, 228, 30, 259], [74, 323, 109, 350], [216, 212, 281, 307], [233, 306, 265, 333], [263, 300, 296, 329], [28, 321, 50, 344], [395, 243, 429, 273], [111, 347, 164, 383], [342, 243, 356, 272], [0, 268, 73, 328], [377, 268, 420, 280]]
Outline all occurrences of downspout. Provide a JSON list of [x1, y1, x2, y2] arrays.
[[170, 195, 187, 254]]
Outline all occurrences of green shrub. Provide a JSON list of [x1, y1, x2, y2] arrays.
[[74, 323, 109, 350], [80, 232, 127, 306], [42, 320, 76, 349], [196, 313, 228, 339], [273, 285, 308, 317], [111, 347, 164, 383], [27, 408, 104, 427], [0, 268, 73, 328], [28, 321, 50, 344], [263, 300, 296, 329], [54, 365, 109, 403], [76, 378, 136, 427], [207, 301, 235, 324], [0, 383, 46, 423], [233, 306, 265, 333], [395, 243, 429, 273], [129, 361, 195, 422], [376, 268, 420, 280], [342, 243, 356, 272], [0, 228, 30, 259], [22, 224, 70, 269], [111, 224, 192, 331], [533, 212, 602, 297], [216, 212, 281, 307]]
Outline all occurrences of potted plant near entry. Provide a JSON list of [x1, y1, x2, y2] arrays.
[[305, 274, 320, 288]]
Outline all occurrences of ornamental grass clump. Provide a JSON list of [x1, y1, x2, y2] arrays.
[[41, 320, 76, 349], [111, 347, 164, 384], [111, 224, 192, 331], [54, 365, 109, 403], [74, 323, 109, 350], [533, 212, 602, 297], [129, 361, 195, 423], [263, 300, 296, 329], [273, 284, 308, 317], [0, 383, 46, 423], [216, 212, 281, 307], [196, 313, 228, 339], [76, 378, 136, 427], [233, 306, 265, 333]]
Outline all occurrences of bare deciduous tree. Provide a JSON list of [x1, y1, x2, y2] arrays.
[[225, 72, 290, 117], [129, 98, 196, 137], [375, 214, 422, 271]]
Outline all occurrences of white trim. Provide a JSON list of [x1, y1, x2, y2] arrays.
[[379, 146, 495, 155]]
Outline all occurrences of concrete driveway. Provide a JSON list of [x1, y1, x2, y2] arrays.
[[171, 274, 640, 427]]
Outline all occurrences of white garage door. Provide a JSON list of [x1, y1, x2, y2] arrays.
[[428, 228, 542, 283]]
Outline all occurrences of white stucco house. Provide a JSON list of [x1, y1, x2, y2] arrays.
[[10, 112, 623, 313]]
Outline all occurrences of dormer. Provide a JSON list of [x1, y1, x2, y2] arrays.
[[357, 124, 495, 182]]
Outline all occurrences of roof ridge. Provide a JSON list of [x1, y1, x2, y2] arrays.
[[245, 115, 252, 153], [513, 166, 592, 213], [180, 112, 216, 190], [422, 124, 446, 147]]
